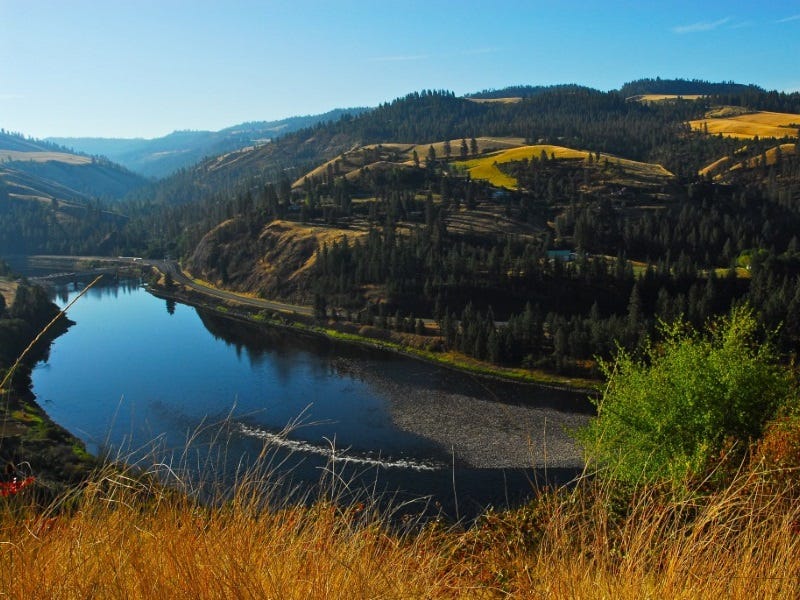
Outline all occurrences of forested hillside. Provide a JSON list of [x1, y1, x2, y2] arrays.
[[167, 81, 800, 377], [5, 78, 800, 377], [0, 131, 142, 255], [0, 131, 146, 200]]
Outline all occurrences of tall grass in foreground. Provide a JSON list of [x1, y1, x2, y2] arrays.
[[0, 453, 799, 599]]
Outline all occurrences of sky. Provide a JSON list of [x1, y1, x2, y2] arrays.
[[2, 0, 800, 139]]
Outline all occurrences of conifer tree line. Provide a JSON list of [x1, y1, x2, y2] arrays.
[[2, 80, 800, 376]]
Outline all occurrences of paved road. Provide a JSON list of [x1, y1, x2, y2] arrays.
[[25, 256, 445, 326], [145, 259, 315, 317], [24, 255, 314, 317]]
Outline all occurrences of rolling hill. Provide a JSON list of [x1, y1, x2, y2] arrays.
[[0, 131, 147, 203], [48, 108, 369, 179], [291, 138, 527, 188], [4, 76, 800, 379], [699, 142, 799, 180], [455, 144, 674, 190], [0, 131, 140, 255], [689, 110, 800, 139]]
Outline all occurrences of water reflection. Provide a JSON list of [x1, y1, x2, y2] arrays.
[[34, 281, 593, 519]]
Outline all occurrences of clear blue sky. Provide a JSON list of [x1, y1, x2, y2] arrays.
[[2, 0, 800, 139]]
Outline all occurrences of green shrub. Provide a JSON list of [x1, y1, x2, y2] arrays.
[[580, 306, 795, 486]]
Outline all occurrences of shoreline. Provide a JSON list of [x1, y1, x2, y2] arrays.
[[148, 281, 600, 396], [17, 255, 600, 394], [13, 272, 591, 497], [0, 306, 97, 495]]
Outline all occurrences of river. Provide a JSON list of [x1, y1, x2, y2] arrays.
[[32, 279, 593, 519]]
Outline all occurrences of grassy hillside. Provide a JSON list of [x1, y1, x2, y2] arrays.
[[143, 81, 798, 208], [292, 138, 526, 188], [0, 440, 797, 598], [689, 110, 800, 139], [0, 150, 92, 165], [455, 144, 674, 189], [700, 143, 799, 179], [185, 219, 368, 302], [628, 93, 705, 102], [0, 131, 147, 202]]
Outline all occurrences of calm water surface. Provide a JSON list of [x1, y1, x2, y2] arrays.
[[33, 280, 593, 518]]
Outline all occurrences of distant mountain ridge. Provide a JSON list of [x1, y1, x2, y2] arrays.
[[0, 130, 140, 255], [0, 131, 147, 203], [48, 107, 369, 179]]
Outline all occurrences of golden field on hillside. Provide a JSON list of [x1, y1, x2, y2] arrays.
[[690, 111, 800, 139], [455, 145, 674, 189], [293, 138, 527, 187], [0, 150, 92, 165], [407, 137, 525, 163], [699, 143, 799, 179], [628, 94, 705, 102]]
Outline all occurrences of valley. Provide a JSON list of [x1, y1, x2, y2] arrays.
[[5, 0, 800, 592], [4, 79, 800, 382]]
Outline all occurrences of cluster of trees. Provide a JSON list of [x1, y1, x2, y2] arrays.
[[617, 77, 764, 98], [0, 198, 125, 256], [310, 210, 761, 374], [0, 275, 64, 389], [303, 137, 797, 374]]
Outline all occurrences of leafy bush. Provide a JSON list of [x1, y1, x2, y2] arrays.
[[580, 306, 795, 486]]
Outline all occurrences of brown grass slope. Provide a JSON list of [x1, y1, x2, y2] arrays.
[[628, 93, 705, 102], [700, 143, 799, 180], [1, 454, 799, 599], [292, 138, 526, 188], [186, 219, 365, 302], [690, 110, 800, 139], [456, 144, 675, 190]]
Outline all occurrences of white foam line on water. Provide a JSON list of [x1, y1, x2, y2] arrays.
[[237, 424, 444, 471]]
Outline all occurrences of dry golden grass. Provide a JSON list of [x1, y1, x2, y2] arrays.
[[699, 156, 735, 178], [690, 111, 800, 139], [741, 143, 799, 168], [293, 138, 528, 187], [628, 94, 705, 103], [259, 220, 367, 278], [700, 143, 799, 178], [342, 161, 415, 182], [456, 145, 587, 188], [1, 454, 798, 599], [409, 137, 525, 164], [465, 97, 523, 104], [456, 145, 674, 189], [0, 150, 92, 165], [705, 106, 752, 119], [294, 144, 416, 187]]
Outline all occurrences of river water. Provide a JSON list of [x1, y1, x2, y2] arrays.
[[32, 279, 593, 518]]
